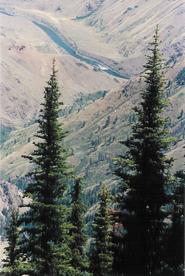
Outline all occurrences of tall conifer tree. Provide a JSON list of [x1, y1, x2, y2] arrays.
[[19, 60, 73, 275], [90, 185, 113, 276], [114, 26, 173, 275], [69, 178, 88, 275]]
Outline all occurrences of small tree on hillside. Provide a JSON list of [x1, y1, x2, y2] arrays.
[[3, 209, 19, 275], [90, 184, 113, 276], [69, 178, 88, 275]]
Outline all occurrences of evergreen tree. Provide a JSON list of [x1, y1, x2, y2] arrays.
[[3, 209, 19, 275], [19, 59, 74, 275], [69, 178, 88, 275], [114, 26, 173, 275], [90, 184, 113, 276], [164, 170, 184, 275]]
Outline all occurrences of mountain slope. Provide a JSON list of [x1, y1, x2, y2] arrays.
[[0, 11, 123, 130], [1, 77, 184, 184], [0, 0, 184, 239]]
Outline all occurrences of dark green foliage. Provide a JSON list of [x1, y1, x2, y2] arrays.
[[69, 178, 88, 275], [90, 184, 113, 276], [164, 171, 184, 275], [0, 125, 13, 144], [176, 67, 185, 86], [12, 176, 28, 191], [3, 210, 20, 275], [170, 171, 184, 270], [19, 60, 73, 275], [114, 26, 173, 275]]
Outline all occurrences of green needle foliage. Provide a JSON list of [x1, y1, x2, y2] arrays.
[[69, 178, 89, 275], [90, 184, 113, 276], [114, 26, 174, 275], [164, 170, 184, 275], [19, 59, 74, 275], [3, 209, 20, 276]]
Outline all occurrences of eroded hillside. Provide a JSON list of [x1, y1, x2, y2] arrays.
[[0, 0, 184, 237]]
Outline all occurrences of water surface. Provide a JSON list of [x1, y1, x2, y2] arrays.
[[0, 10, 129, 79], [33, 21, 130, 79]]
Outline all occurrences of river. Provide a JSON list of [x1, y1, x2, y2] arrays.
[[0, 9, 130, 79]]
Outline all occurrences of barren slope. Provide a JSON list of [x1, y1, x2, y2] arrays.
[[0, 12, 122, 129]]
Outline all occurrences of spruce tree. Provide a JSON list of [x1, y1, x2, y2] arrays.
[[69, 178, 88, 275], [19, 59, 74, 275], [90, 184, 113, 276], [164, 170, 184, 275], [3, 209, 19, 275], [114, 26, 173, 275]]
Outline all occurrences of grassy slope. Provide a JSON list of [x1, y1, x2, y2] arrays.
[[1, 78, 184, 189]]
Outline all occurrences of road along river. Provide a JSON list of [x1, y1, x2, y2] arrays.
[[0, 9, 130, 79]]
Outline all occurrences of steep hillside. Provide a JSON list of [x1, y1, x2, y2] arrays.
[[0, 0, 97, 16], [1, 77, 185, 189], [86, 0, 185, 72], [0, 179, 22, 236], [0, 0, 184, 134], [0, 11, 123, 131], [0, 0, 184, 239]]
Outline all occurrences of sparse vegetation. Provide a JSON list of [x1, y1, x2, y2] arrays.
[[59, 90, 108, 118], [176, 68, 185, 86]]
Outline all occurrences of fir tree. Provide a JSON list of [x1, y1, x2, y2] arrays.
[[19, 59, 74, 275], [69, 178, 88, 275], [3, 209, 19, 276], [164, 170, 184, 275], [90, 184, 113, 276], [114, 26, 173, 275]]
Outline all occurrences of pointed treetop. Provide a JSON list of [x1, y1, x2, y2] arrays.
[[147, 25, 160, 50], [153, 24, 160, 45], [52, 57, 56, 68], [155, 24, 159, 36], [52, 58, 57, 75]]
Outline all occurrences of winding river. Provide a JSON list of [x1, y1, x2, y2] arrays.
[[0, 9, 130, 79]]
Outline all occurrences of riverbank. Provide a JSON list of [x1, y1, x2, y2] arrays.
[[0, 6, 130, 80]]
